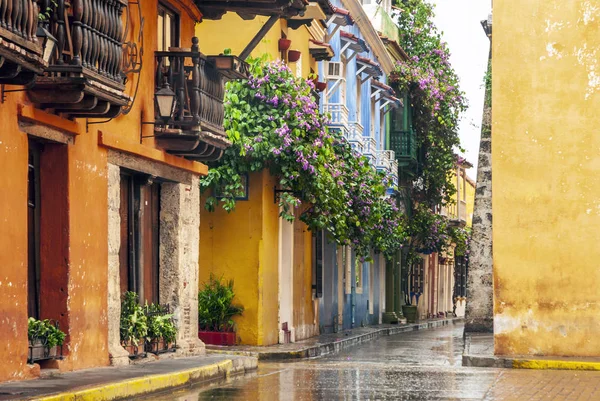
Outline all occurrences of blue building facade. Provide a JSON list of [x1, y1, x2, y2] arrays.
[[315, 0, 400, 333]]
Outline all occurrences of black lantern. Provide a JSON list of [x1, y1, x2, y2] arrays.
[[36, 26, 57, 64], [155, 81, 176, 122]]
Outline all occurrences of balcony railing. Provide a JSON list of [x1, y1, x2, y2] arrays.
[[27, 0, 130, 118], [375, 149, 394, 172], [347, 121, 364, 153], [363, 137, 376, 166], [323, 103, 349, 132], [0, 0, 47, 84], [153, 38, 249, 162], [390, 129, 417, 164]]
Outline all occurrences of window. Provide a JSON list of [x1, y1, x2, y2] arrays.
[[410, 258, 424, 294], [454, 256, 467, 298], [119, 172, 161, 305], [355, 258, 363, 294], [27, 141, 42, 319], [158, 3, 180, 51]]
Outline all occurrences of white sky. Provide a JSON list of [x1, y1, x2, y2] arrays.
[[431, 0, 492, 179]]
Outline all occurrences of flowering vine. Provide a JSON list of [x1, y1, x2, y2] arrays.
[[201, 56, 406, 258], [390, 0, 467, 208]]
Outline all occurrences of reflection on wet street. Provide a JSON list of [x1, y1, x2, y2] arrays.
[[144, 323, 600, 400]]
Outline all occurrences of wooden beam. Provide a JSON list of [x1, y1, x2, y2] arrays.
[[239, 15, 280, 60]]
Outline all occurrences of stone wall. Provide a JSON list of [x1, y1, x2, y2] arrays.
[[464, 57, 494, 333]]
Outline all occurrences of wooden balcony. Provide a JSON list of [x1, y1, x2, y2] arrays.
[[0, 0, 47, 85], [347, 122, 364, 153], [194, 0, 307, 20], [390, 129, 417, 166], [27, 0, 130, 118], [153, 38, 249, 162]]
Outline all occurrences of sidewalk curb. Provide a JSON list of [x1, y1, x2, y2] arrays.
[[31, 357, 257, 401], [463, 354, 600, 371], [209, 318, 463, 361]]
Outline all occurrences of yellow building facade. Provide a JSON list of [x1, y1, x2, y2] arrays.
[[196, 13, 323, 345], [493, 0, 600, 356]]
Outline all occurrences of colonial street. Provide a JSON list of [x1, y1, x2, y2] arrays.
[[145, 323, 600, 401]]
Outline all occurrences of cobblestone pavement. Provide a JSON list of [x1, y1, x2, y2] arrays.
[[145, 324, 600, 400]]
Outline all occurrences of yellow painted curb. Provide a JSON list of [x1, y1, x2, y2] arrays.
[[513, 359, 600, 371], [33, 360, 235, 401]]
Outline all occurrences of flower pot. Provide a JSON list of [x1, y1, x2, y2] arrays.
[[287, 50, 301, 63], [146, 338, 176, 354], [278, 38, 292, 51], [402, 305, 418, 323], [28, 341, 59, 364], [198, 331, 236, 346], [315, 81, 327, 92], [122, 339, 146, 358]]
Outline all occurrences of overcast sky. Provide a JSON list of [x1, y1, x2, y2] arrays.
[[431, 0, 492, 179]]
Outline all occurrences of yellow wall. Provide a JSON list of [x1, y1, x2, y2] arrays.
[[199, 171, 279, 345], [493, 0, 600, 356], [196, 14, 319, 345], [196, 15, 317, 78]]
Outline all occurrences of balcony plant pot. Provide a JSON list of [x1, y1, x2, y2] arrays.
[[198, 330, 236, 346], [402, 305, 418, 323], [315, 81, 327, 92], [28, 341, 58, 364], [278, 38, 292, 51], [288, 50, 301, 63]]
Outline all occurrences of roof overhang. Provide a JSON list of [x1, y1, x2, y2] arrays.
[[356, 56, 382, 81], [309, 39, 335, 61], [195, 0, 308, 20], [340, 31, 368, 57]]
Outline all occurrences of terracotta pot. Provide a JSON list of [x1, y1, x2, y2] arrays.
[[315, 81, 327, 92], [287, 50, 301, 63], [278, 38, 292, 51], [198, 331, 236, 346]]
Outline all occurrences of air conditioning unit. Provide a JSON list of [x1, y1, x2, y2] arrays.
[[326, 61, 344, 81]]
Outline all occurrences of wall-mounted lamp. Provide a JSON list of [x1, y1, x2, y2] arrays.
[[154, 80, 176, 122], [36, 26, 57, 64]]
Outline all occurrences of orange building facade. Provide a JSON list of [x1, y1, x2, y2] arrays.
[[0, 0, 306, 382]]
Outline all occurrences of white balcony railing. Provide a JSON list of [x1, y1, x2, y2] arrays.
[[363, 137, 377, 166], [347, 122, 365, 153], [375, 150, 395, 172], [323, 103, 349, 130]]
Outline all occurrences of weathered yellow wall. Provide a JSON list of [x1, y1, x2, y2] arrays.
[[493, 0, 600, 356], [199, 171, 279, 345]]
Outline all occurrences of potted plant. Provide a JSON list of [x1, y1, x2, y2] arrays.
[[28, 318, 66, 364], [198, 274, 244, 346], [287, 50, 301, 63], [145, 303, 177, 354], [120, 291, 148, 358], [278, 38, 291, 51]]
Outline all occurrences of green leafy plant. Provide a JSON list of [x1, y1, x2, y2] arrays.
[[120, 291, 148, 346], [38, 0, 58, 22], [145, 303, 177, 344], [28, 317, 66, 348], [450, 226, 471, 258], [198, 274, 244, 332]]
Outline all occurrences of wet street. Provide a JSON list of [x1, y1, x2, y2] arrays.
[[145, 323, 600, 400]]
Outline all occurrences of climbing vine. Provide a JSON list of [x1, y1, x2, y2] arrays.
[[202, 56, 406, 258], [390, 0, 467, 208]]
